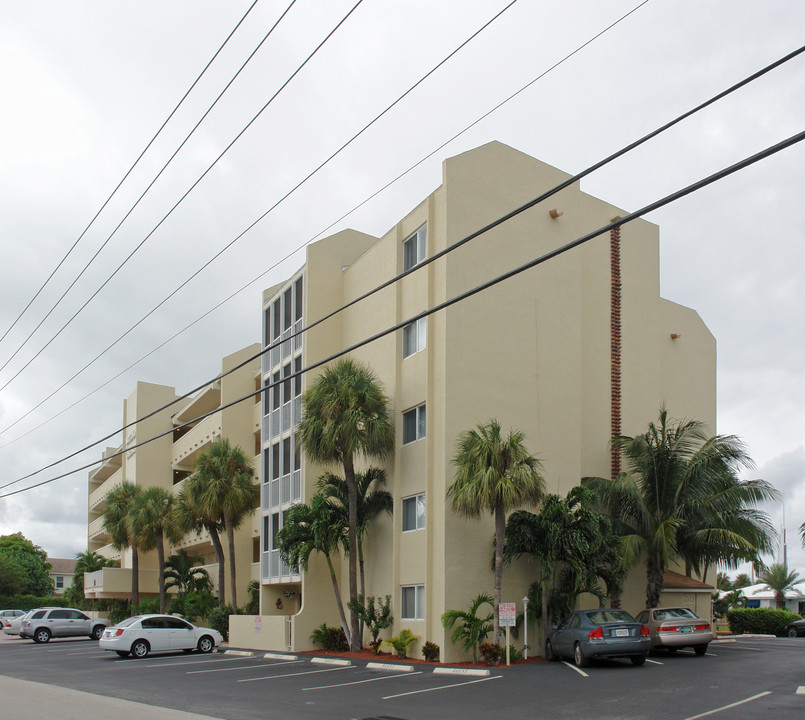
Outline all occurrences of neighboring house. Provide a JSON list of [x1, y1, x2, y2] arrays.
[[85, 345, 262, 605], [738, 582, 805, 614], [659, 571, 714, 619], [48, 558, 77, 595], [230, 141, 717, 660]]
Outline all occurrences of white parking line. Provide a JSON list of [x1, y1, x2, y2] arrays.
[[382, 675, 501, 699], [303, 671, 424, 690], [118, 655, 251, 668], [646, 658, 663, 665], [683, 691, 772, 719], [561, 661, 589, 677], [238, 666, 355, 682], [188, 660, 302, 674]]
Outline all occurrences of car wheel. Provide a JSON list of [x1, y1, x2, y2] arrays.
[[694, 644, 708, 657], [545, 640, 559, 662], [787, 627, 799, 638], [131, 640, 149, 658], [197, 635, 214, 654], [33, 628, 51, 644], [631, 654, 646, 666], [116, 651, 129, 658], [573, 642, 588, 668], [91, 625, 104, 640]]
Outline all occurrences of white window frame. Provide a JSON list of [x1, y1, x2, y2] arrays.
[[402, 493, 425, 532], [402, 404, 426, 445], [403, 225, 427, 271], [402, 317, 426, 358], [401, 584, 425, 620]]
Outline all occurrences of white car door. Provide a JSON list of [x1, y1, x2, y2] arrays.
[[165, 617, 196, 649], [140, 617, 171, 651]]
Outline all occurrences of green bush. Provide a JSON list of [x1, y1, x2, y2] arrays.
[[479, 642, 503, 666], [726, 608, 801, 636], [208, 605, 233, 641], [107, 601, 131, 626], [0, 594, 66, 610], [136, 598, 160, 615], [422, 641, 440, 662], [310, 622, 349, 651], [244, 581, 259, 615]]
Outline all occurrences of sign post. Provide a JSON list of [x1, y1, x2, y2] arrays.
[[499, 602, 516, 666]]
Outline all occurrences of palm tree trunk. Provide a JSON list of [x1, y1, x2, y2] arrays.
[[131, 547, 140, 609], [226, 514, 238, 611], [493, 502, 505, 645], [208, 525, 226, 606], [343, 455, 361, 651], [325, 552, 351, 646], [157, 533, 166, 613], [646, 555, 664, 608], [358, 539, 366, 642]]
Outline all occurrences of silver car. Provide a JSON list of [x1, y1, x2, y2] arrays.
[[546, 608, 651, 667], [2, 610, 32, 635], [634, 607, 713, 655], [20, 607, 108, 643]]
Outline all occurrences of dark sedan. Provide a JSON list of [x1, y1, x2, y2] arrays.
[[546, 608, 651, 668], [783, 618, 805, 638]]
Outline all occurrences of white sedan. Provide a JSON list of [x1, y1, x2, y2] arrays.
[[99, 614, 223, 658], [2, 611, 32, 636]]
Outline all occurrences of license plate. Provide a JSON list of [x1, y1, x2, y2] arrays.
[[614, 628, 629, 637], [680, 626, 692, 633]]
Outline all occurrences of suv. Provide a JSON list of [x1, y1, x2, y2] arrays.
[[20, 608, 108, 643]]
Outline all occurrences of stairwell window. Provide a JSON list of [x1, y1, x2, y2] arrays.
[[402, 493, 425, 532], [402, 317, 426, 358], [403, 225, 427, 271], [402, 404, 426, 445]]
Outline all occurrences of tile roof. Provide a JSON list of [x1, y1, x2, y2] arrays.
[[662, 570, 714, 591]]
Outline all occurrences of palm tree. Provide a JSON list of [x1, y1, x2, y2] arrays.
[[129, 486, 181, 612], [164, 550, 211, 595], [174, 478, 227, 606], [277, 493, 351, 642], [758, 563, 802, 609], [103, 481, 143, 609], [66, 549, 119, 607], [504, 485, 625, 654], [583, 408, 778, 608], [441, 593, 494, 664], [298, 358, 394, 650], [448, 419, 545, 645], [193, 438, 259, 612], [315, 468, 393, 612]]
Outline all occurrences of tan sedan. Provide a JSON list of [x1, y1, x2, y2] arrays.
[[634, 607, 713, 655]]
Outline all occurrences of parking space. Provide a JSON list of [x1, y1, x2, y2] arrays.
[[1, 633, 804, 719]]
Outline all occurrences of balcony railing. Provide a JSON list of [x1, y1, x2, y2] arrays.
[[172, 412, 222, 465], [88, 516, 109, 540], [88, 467, 124, 510]]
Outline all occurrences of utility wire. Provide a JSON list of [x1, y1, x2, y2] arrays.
[[3, 126, 802, 499], [0, 0, 263, 349], [0, 0, 360, 392], [0, 38, 801, 459], [0, 0, 517, 429]]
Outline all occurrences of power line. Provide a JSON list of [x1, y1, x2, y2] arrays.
[[0, 0, 263, 350], [3, 125, 802, 499], [0, 0, 518, 429], [0, 38, 800, 466], [0, 0, 362, 393]]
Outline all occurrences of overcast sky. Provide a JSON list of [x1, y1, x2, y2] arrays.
[[1, 0, 803, 581]]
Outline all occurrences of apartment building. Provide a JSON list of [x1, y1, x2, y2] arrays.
[[85, 345, 262, 605], [228, 141, 716, 661]]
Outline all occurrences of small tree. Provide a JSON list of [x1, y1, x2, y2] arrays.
[[441, 593, 494, 664], [348, 594, 393, 654], [758, 563, 802, 610]]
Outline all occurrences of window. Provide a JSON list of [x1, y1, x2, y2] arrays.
[[402, 404, 426, 445], [401, 584, 424, 620], [402, 317, 426, 358], [403, 225, 427, 271], [402, 493, 425, 532], [55, 576, 64, 589]]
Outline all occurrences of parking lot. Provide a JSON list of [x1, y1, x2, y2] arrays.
[[1, 632, 804, 719]]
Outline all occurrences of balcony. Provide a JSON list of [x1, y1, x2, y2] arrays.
[[88, 516, 110, 542], [88, 446, 123, 486], [88, 467, 124, 510], [172, 412, 222, 466]]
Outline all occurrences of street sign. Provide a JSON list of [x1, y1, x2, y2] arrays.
[[499, 602, 516, 627]]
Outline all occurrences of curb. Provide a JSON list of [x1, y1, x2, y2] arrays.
[[433, 667, 490, 677], [366, 662, 414, 673], [311, 657, 352, 666], [223, 649, 255, 657], [264, 652, 298, 660]]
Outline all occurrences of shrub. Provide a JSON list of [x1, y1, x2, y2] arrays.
[[348, 595, 392, 654], [726, 608, 802, 636], [479, 642, 503, 666], [310, 623, 349, 651], [244, 581, 260, 615], [136, 598, 160, 615], [107, 601, 131, 626], [382, 629, 418, 658], [0, 594, 66, 610], [422, 641, 440, 662], [208, 604, 234, 641], [183, 590, 217, 623]]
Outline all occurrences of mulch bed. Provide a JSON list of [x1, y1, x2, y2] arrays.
[[298, 647, 544, 668]]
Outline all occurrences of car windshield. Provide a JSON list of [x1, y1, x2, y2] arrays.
[[585, 610, 635, 624], [655, 608, 698, 620]]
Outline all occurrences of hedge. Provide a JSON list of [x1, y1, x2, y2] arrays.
[[726, 608, 801, 636], [0, 594, 67, 610]]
